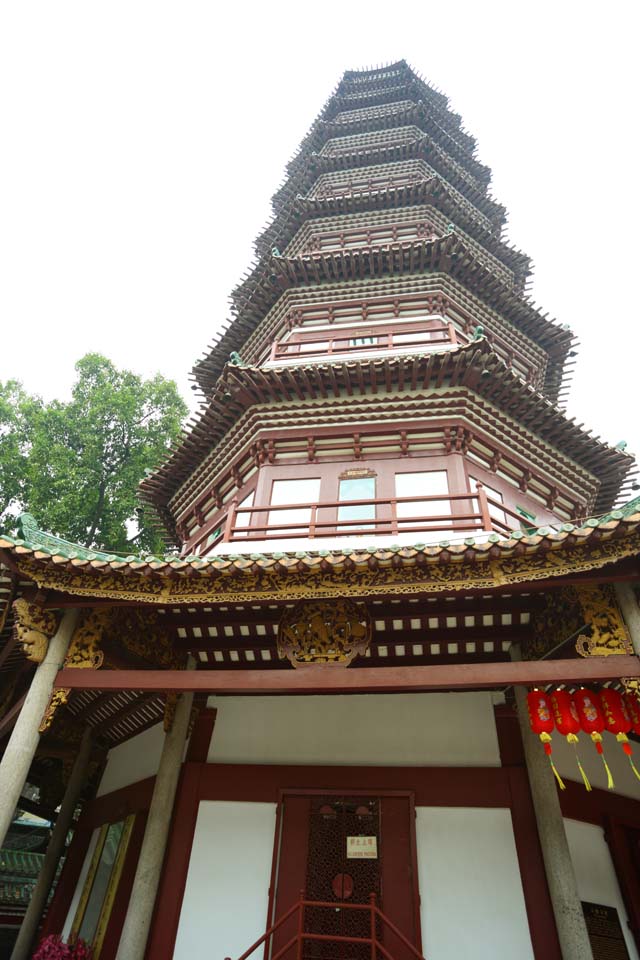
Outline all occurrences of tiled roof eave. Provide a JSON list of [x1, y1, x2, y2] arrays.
[[2, 499, 640, 595]]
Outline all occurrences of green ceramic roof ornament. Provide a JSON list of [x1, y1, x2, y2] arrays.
[[446, 223, 455, 234], [472, 325, 485, 340], [615, 440, 628, 451], [229, 352, 246, 367]]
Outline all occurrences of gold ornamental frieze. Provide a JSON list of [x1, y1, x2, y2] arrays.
[[14, 531, 640, 605], [573, 584, 633, 658], [39, 607, 110, 733], [278, 599, 371, 666], [12, 598, 59, 663]]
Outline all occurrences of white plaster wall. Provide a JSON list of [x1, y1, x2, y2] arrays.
[[416, 807, 534, 960], [96, 722, 165, 797], [207, 692, 501, 766], [61, 827, 100, 939], [173, 800, 276, 960], [564, 818, 639, 960], [554, 733, 640, 800]]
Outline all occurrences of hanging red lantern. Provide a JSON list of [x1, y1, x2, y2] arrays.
[[573, 689, 614, 789], [623, 691, 640, 735], [600, 688, 640, 783], [527, 690, 565, 789], [550, 690, 591, 791]]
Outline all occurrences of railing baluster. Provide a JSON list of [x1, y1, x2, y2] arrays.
[[296, 889, 305, 960], [222, 498, 238, 542], [476, 482, 492, 532], [370, 892, 377, 960]]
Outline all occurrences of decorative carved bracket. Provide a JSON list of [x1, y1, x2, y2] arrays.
[[527, 584, 633, 662], [40, 607, 109, 732], [278, 599, 371, 666], [573, 584, 633, 657], [12, 598, 59, 663]]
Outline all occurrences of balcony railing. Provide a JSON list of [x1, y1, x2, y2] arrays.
[[269, 319, 460, 362], [207, 485, 526, 549], [226, 890, 426, 960]]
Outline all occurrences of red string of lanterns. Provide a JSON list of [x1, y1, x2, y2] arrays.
[[527, 688, 640, 792]]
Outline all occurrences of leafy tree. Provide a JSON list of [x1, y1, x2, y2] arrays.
[[0, 354, 187, 553]]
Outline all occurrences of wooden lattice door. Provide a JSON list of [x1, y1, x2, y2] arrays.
[[271, 793, 420, 960], [304, 797, 381, 960]]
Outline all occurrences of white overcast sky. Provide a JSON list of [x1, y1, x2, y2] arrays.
[[1, 1, 639, 467]]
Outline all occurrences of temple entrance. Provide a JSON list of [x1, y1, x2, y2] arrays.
[[272, 792, 420, 960]]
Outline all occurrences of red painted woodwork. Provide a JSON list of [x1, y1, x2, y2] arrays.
[[54, 655, 640, 693], [100, 812, 148, 960], [40, 823, 94, 940], [217, 486, 516, 545], [271, 797, 311, 960], [185, 707, 217, 763], [379, 796, 422, 959], [269, 796, 421, 960], [145, 762, 203, 960], [232, 891, 426, 960], [506, 768, 562, 960], [605, 817, 640, 953]]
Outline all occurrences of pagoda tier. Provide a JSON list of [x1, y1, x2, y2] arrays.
[[140, 61, 636, 553]]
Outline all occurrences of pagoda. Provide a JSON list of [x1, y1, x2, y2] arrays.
[[1, 61, 640, 960]]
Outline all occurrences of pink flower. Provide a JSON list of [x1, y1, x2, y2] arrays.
[[33, 934, 93, 960]]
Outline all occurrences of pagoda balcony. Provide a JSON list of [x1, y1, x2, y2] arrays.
[[265, 317, 462, 367], [203, 485, 529, 555]]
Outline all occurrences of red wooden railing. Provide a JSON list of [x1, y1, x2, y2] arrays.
[[270, 320, 458, 362], [226, 891, 426, 960], [209, 484, 526, 547]]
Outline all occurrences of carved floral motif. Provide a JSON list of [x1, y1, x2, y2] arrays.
[[12, 599, 59, 663], [278, 599, 371, 666]]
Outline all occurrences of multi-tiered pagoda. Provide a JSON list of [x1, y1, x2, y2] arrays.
[[1, 61, 640, 960]]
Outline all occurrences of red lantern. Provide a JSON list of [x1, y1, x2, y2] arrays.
[[527, 690, 565, 789], [550, 690, 591, 791], [600, 688, 640, 783], [623, 691, 640, 735], [573, 689, 614, 789]]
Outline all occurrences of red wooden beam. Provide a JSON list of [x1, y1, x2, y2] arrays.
[[55, 655, 640, 694]]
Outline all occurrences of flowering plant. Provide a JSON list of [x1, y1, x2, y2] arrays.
[[33, 934, 93, 959]]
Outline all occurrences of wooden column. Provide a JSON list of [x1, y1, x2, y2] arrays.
[[0, 608, 79, 849], [10, 727, 93, 960], [115, 663, 195, 960]]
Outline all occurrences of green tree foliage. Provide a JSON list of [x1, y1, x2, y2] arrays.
[[0, 355, 187, 553]]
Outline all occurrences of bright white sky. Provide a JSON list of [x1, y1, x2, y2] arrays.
[[1, 1, 639, 465]]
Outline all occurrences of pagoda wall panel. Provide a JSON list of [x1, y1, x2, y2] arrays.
[[284, 206, 516, 289], [415, 807, 535, 960], [96, 722, 164, 797], [173, 800, 276, 960], [171, 396, 596, 545], [564, 819, 640, 960], [307, 160, 492, 225], [205, 693, 501, 767], [239, 276, 548, 387]]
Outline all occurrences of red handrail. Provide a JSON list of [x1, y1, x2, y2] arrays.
[[225, 891, 427, 960]]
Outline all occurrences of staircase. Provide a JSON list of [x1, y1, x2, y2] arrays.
[[226, 891, 427, 960]]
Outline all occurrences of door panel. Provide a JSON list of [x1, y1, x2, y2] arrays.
[[273, 794, 419, 960]]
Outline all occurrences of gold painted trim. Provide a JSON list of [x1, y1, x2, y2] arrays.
[[69, 815, 135, 956], [70, 824, 108, 941], [15, 533, 640, 604], [92, 814, 135, 959]]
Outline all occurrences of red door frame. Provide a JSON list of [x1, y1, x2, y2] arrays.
[[268, 788, 422, 957]]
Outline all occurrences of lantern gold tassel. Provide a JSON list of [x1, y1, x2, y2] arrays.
[[567, 733, 592, 792], [540, 733, 566, 790], [617, 733, 640, 782], [591, 733, 615, 790]]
